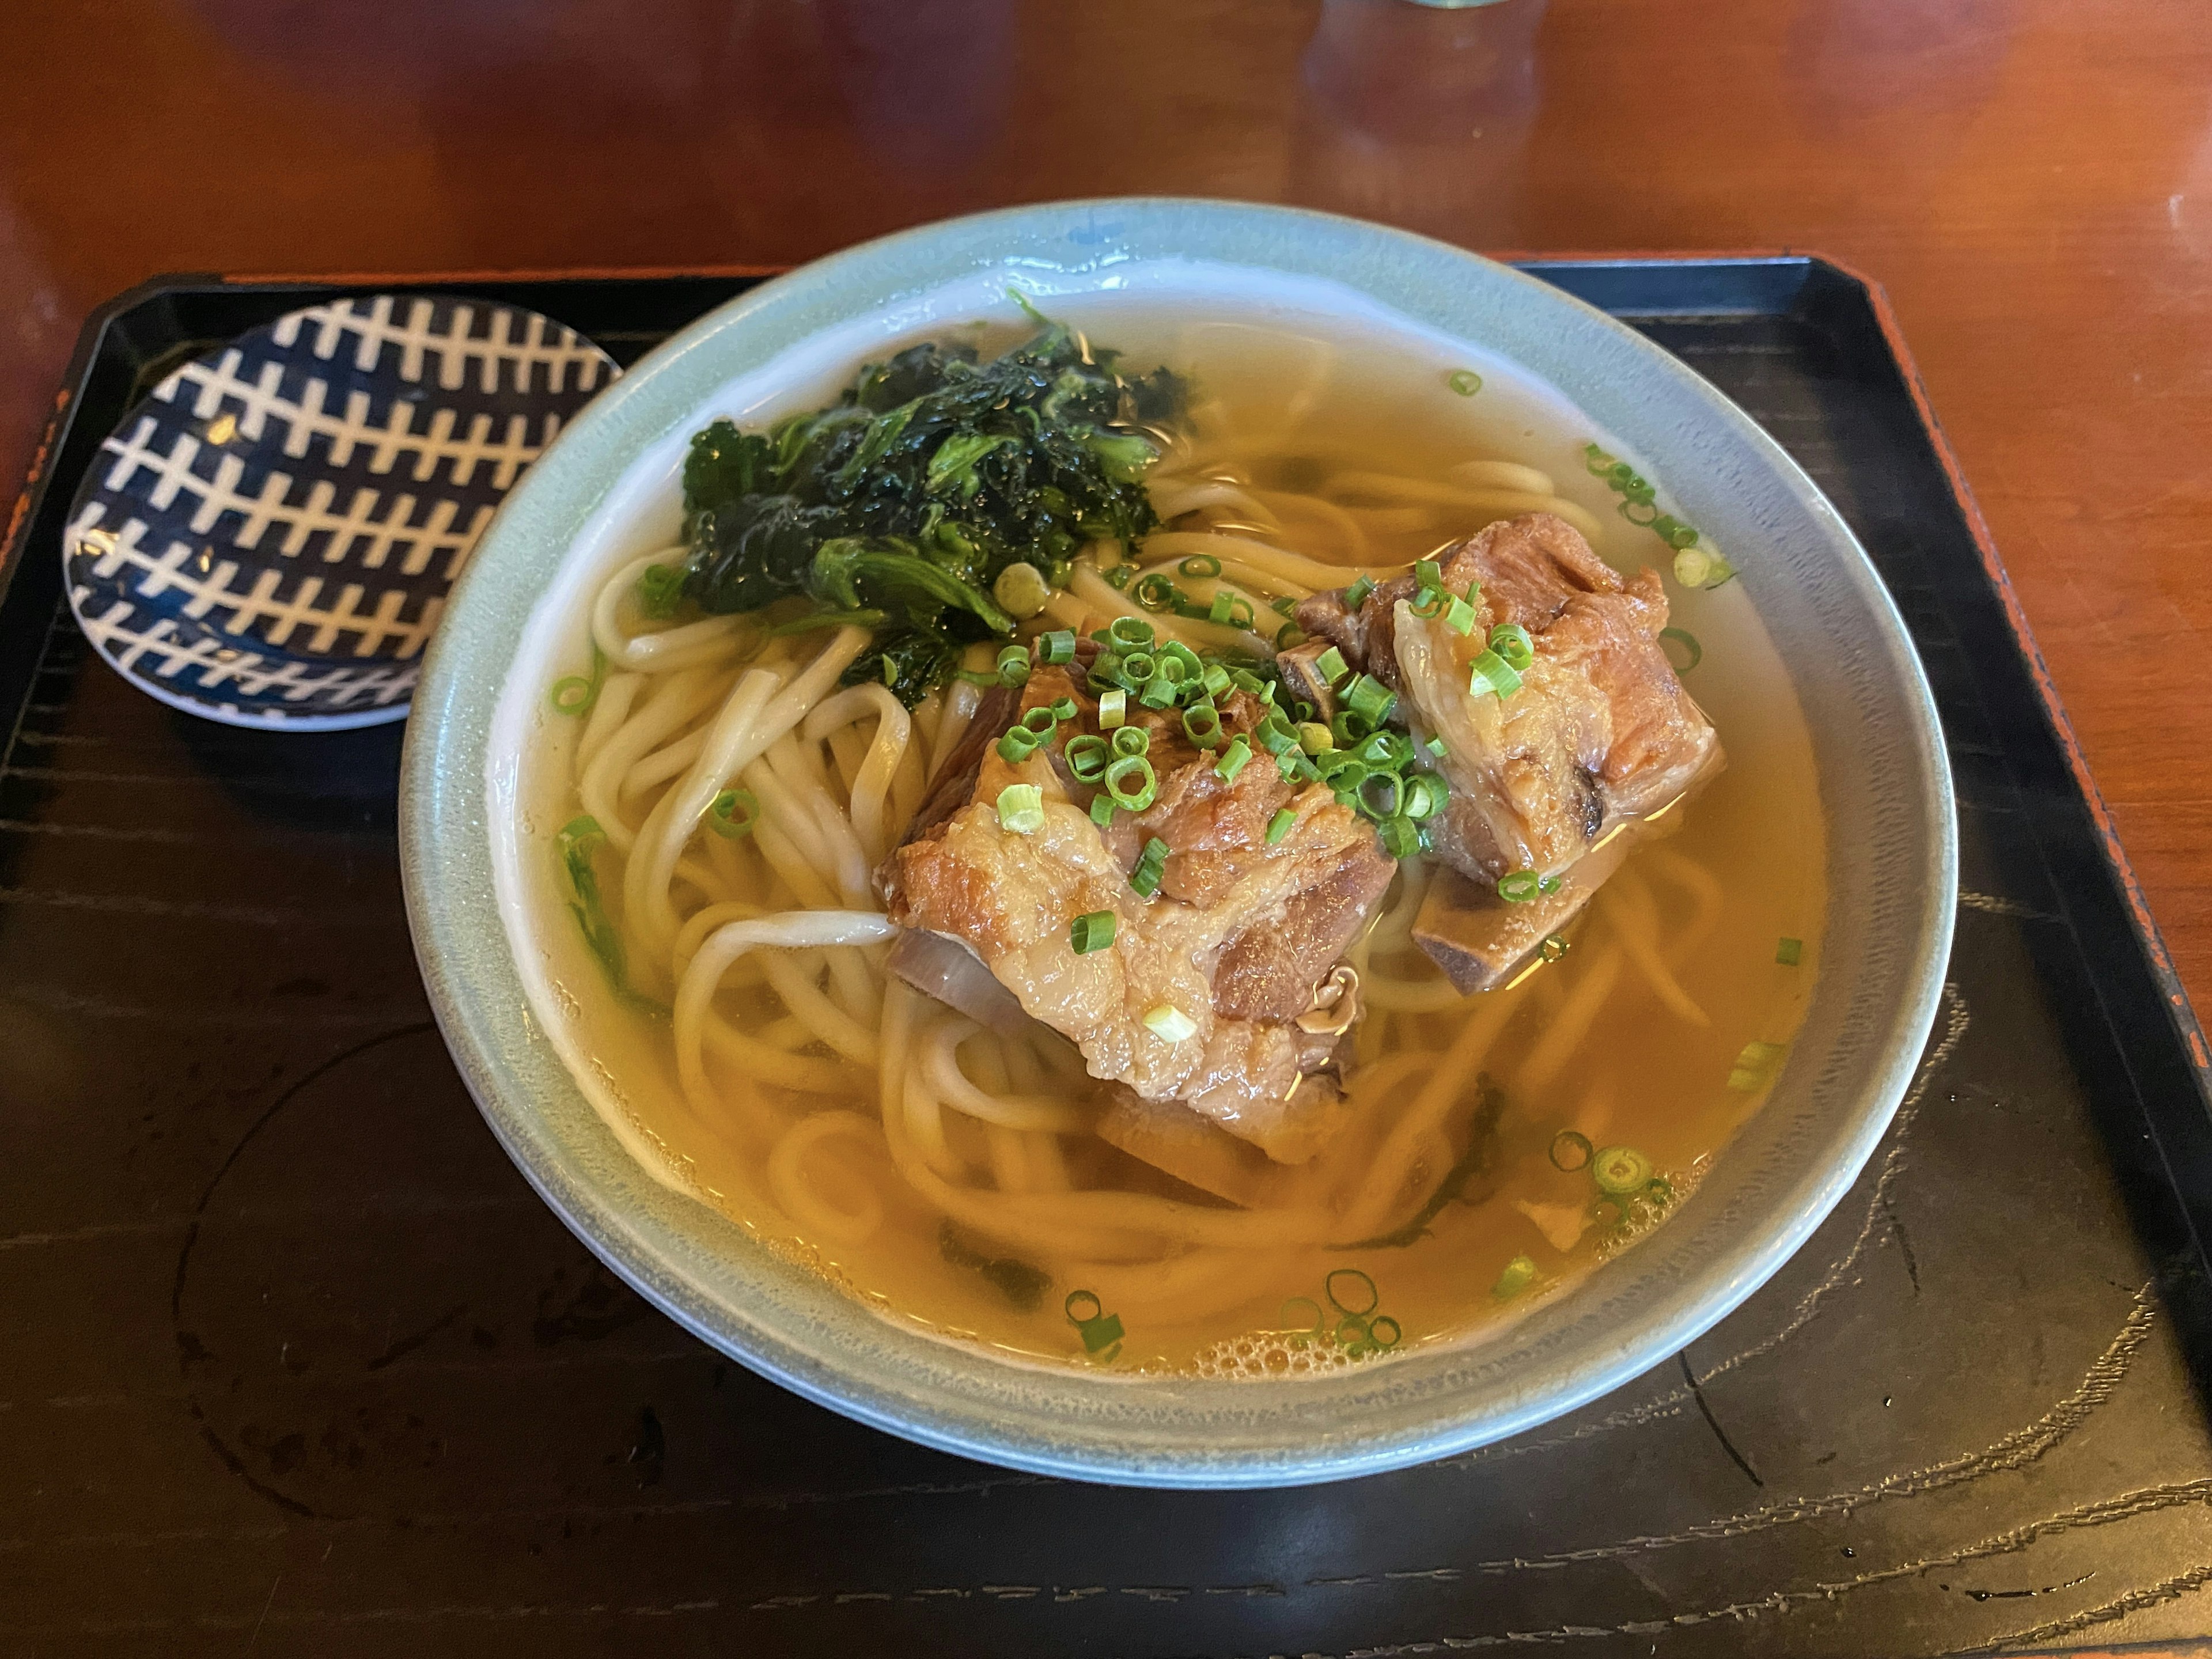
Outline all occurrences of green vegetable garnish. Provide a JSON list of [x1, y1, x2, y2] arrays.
[[1070, 910, 1116, 954], [1130, 835, 1169, 897], [556, 816, 625, 990], [705, 788, 760, 840], [997, 783, 1045, 834], [676, 304, 1187, 705], [1498, 869, 1543, 903]]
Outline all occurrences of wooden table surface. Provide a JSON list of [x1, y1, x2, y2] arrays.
[[3, 0, 2209, 1003]]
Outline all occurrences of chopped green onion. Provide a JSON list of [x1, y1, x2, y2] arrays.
[[1409, 585, 1448, 620], [1315, 646, 1350, 687], [1142, 1002, 1197, 1042], [1298, 721, 1334, 756], [1343, 575, 1375, 609], [1660, 627, 1702, 672], [1444, 595, 1478, 635], [1255, 714, 1299, 756], [1498, 869, 1543, 903], [1138, 675, 1178, 710], [1549, 1130, 1593, 1172], [1447, 368, 1483, 397], [1037, 629, 1077, 665], [1354, 729, 1401, 767], [1728, 1040, 1789, 1092], [1330, 710, 1368, 747], [1776, 936, 1803, 966], [1065, 734, 1111, 782], [1538, 873, 1563, 895], [1650, 514, 1700, 551], [1021, 705, 1059, 737], [634, 562, 687, 619], [1120, 651, 1156, 685], [1132, 573, 1180, 612], [1271, 594, 1298, 619], [1099, 689, 1127, 728], [1090, 793, 1116, 828], [1130, 835, 1169, 897], [1402, 773, 1447, 821], [1414, 558, 1443, 591], [1049, 696, 1077, 721], [993, 560, 1052, 619], [1266, 807, 1296, 846], [1111, 725, 1149, 758], [1108, 616, 1155, 650], [997, 727, 1042, 764], [1178, 554, 1222, 578], [1344, 675, 1397, 728], [1275, 624, 1308, 650], [1488, 623, 1535, 672], [1198, 663, 1231, 700], [1673, 547, 1714, 588], [997, 643, 1032, 686], [1540, 933, 1571, 963], [1357, 772, 1401, 819], [550, 676, 597, 715], [706, 787, 760, 840], [1106, 755, 1158, 812], [1468, 648, 1522, 699], [1591, 1146, 1654, 1196], [1491, 1254, 1537, 1300], [1183, 702, 1223, 748], [1206, 590, 1252, 628], [1158, 641, 1202, 677], [1426, 734, 1448, 758], [997, 783, 1044, 834], [1377, 815, 1422, 859], [1103, 562, 1135, 590], [1215, 736, 1253, 783], [1070, 910, 1116, 954], [957, 668, 1003, 687]]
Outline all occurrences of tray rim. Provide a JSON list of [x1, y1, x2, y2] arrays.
[[5, 247, 2205, 1182]]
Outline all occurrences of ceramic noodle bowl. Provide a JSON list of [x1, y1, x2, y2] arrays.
[[400, 201, 1955, 1486]]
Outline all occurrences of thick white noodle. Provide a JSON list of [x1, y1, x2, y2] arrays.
[[626, 627, 868, 964], [766, 1111, 885, 1244], [673, 911, 898, 1112], [578, 666, 727, 853], [802, 684, 912, 868], [592, 550, 750, 671], [923, 1017, 1090, 1132], [1322, 472, 1606, 544], [574, 672, 642, 781]]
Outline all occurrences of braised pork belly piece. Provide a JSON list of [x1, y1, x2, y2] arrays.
[[1297, 513, 1722, 991], [880, 660, 1393, 1166]]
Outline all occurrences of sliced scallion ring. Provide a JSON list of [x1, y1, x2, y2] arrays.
[[705, 787, 760, 840], [1549, 1129, 1593, 1172], [1591, 1146, 1654, 1196]]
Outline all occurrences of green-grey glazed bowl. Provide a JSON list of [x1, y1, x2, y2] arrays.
[[400, 199, 1955, 1488]]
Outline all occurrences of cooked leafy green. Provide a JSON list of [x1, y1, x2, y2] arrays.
[[677, 302, 1188, 704]]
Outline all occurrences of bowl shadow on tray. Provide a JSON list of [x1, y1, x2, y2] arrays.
[[168, 708, 408, 838]]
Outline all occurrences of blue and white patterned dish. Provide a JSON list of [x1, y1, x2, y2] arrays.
[[63, 296, 619, 731]]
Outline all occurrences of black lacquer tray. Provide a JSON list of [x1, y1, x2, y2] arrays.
[[7, 257, 2212, 1658]]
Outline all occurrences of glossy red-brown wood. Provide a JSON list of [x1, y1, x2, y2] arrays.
[[5, 0, 2210, 994]]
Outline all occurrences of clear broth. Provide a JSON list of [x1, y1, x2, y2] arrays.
[[541, 293, 1826, 1377]]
